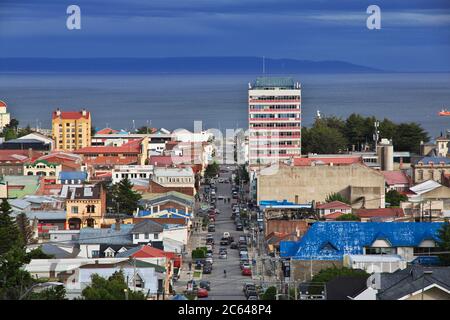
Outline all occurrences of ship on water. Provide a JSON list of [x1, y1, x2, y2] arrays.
[[439, 108, 450, 116]]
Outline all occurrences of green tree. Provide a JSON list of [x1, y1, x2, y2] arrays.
[[261, 286, 277, 300], [111, 177, 142, 215], [16, 213, 34, 245], [81, 271, 146, 300], [325, 193, 350, 204], [0, 246, 33, 299], [344, 113, 369, 150], [27, 247, 54, 260], [394, 122, 429, 154], [17, 125, 34, 138], [335, 213, 361, 221], [385, 189, 408, 207], [302, 122, 348, 154], [436, 221, 450, 266], [0, 199, 23, 255], [204, 161, 220, 179], [309, 266, 368, 294], [28, 285, 66, 300]]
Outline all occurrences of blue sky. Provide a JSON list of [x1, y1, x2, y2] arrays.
[[0, 0, 449, 71]]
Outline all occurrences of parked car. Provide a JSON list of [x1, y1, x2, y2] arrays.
[[203, 263, 212, 274], [206, 257, 213, 265], [200, 281, 211, 291], [236, 223, 243, 231], [230, 242, 238, 249], [223, 232, 230, 238], [242, 268, 252, 276], [240, 261, 250, 270], [238, 236, 247, 245], [247, 294, 258, 300], [220, 237, 229, 245], [208, 224, 216, 232], [228, 236, 235, 244], [197, 288, 209, 298], [239, 250, 248, 257], [219, 252, 227, 259]]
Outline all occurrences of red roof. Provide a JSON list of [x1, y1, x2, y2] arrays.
[[324, 211, 345, 220], [74, 139, 142, 154], [0, 100, 6, 108], [129, 245, 179, 262], [52, 110, 90, 120], [382, 171, 410, 186], [316, 201, 351, 210], [149, 155, 194, 166], [0, 150, 43, 163], [355, 208, 405, 218], [96, 128, 119, 135], [294, 156, 362, 166]]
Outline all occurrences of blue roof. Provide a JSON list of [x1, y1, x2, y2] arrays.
[[280, 222, 444, 261], [418, 157, 450, 164], [59, 171, 88, 181], [138, 208, 190, 218]]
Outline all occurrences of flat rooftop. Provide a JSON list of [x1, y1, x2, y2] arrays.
[[252, 77, 298, 89]]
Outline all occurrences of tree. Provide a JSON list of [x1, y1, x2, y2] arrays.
[[325, 193, 350, 204], [16, 213, 34, 245], [0, 246, 33, 299], [81, 271, 146, 300], [302, 122, 348, 154], [436, 221, 450, 266], [204, 161, 220, 179], [261, 286, 277, 300], [0, 199, 23, 255], [27, 247, 54, 260], [385, 189, 408, 207], [309, 266, 369, 294], [28, 285, 66, 300], [394, 122, 429, 154], [335, 213, 360, 221], [17, 125, 34, 138], [111, 177, 142, 215]]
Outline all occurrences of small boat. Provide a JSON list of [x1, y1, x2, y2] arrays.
[[439, 108, 450, 116]]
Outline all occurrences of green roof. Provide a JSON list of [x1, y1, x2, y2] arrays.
[[134, 260, 166, 273], [254, 77, 296, 89]]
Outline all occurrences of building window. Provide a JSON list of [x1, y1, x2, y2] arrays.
[[418, 170, 424, 181], [145, 233, 149, 239], [71, 206, 79, 214], [134, 234, 139, 239], [154, 233, 159, 240], [365, 247, 397, 255], [414, 247, 441, 256]]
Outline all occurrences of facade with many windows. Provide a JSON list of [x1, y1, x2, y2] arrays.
[[52, 109, 91, 151], [248, 77, 301, 165]]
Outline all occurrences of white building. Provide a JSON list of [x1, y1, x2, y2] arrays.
[[112, 165, 154, 184], [152, 167, 195, 188], [343, 254, 407, 273], [172, 128, 213, 143], [248, 77, 301, 165], [0, 100, 11, 131]]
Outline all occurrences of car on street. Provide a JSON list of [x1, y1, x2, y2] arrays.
[[217, 195, 224, 200], [230, 242, 238, 249], [240, 261, 250, 270], [223, 232, 230, 238], [206, 238, 214, 245], [208, 224, 215, 232], [220, 237, 229, 245], [205, 257, 213, 265], [239, 250, 248, 257], [218, 178, 224, 183], [236, 223, 243, 231], [203, 263, 212, 274], [242, 268, 252, 276], [200, 280, 211, 291], [247, 294, 258, 300], [219, 252, 227, 259], [239, 236, 247, 245], [197, 288, 209, 298]]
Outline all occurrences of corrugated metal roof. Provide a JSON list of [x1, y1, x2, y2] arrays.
[[280, 222, 443, 261]]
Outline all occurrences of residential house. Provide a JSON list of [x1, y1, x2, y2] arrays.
[[112, 165, 153, 184], [382, 170, 410, 192], [412, 157, 450, 184], [131, 220, 164, 247], [354, 265, 450, 300], [23, 159, 62, 183], [316, 201, 352, 217], [354, 208, 406, 222], [280, 222, 443, 281], [58, 171, 88, 184], [63, 184, 107, 229]]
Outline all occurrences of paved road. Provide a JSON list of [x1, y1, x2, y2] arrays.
[[201, 166, 248, 300]]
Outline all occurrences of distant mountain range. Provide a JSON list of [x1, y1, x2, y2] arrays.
[[0, 57, 383, 73]]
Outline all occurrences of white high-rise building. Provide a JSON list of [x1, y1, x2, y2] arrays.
[[248, 77, 301, 165]]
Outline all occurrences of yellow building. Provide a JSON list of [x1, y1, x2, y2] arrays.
[[52, 109, 91, 151], [64, 184, 107, 229]]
